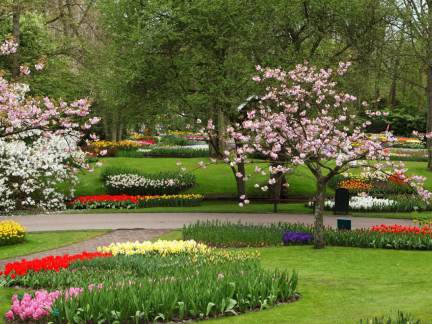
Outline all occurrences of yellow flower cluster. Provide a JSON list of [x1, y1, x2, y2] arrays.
[[167, 130, 194, 136], [0, 220, 26, 243], [97, 240, 210, 256], [89, 140, 142, 150], [139, 194, 203, 201]]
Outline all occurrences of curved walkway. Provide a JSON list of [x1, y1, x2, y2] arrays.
[[2, 212, 413, 232], [0, 229, 168, 269]]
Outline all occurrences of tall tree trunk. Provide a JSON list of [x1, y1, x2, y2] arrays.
[[11, 5, 21, 79], [217, 107, 225, 153], [427, 65, 432, 169], [232, 163, 246, 199], [111, 111, 118, 142], [313, 180, 326, 249]]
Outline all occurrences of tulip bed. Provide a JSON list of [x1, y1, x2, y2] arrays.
[[68, 194, 203, 209], [0, 221, 26, 246], [184, 221, 432, 250], [3, 240, 298, 323]]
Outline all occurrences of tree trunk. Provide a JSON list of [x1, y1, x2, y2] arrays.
[[427, 65, 432, 169], [234, 162, 246, 199], [217, 107, 225, 153], [313, 180, 326, 249], [11, 5, 21, 79]]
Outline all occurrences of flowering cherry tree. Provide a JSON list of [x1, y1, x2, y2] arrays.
[[0, 37, 99, 212], [232, 62, 431, 248]]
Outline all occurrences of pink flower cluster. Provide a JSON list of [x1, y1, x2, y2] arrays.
[[0, 38, 18, 56], [5, 284, 102, 322]]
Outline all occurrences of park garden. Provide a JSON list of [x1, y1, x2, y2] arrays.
[[2, 0, 432, 323]]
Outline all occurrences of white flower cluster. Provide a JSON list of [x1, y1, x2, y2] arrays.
[[324, 196, 396, 211], [0, 136, 83, 212], [106, 174, 182, 190]]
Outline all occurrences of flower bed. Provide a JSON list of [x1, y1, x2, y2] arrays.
[[116, 146, 209, 158], [0, 221, 26, 246], [3, 241, 298, 323], [2, 252, 111, 278], [184, 221, 432, 250], [371, 224, 432, 235], [97, 239, 209, 256], [102, 167, 196, 195], [68, 194, 203, 209], [329, 172, 415, 196], [85, 140, 154, 156], [310, 195, 432, 212]]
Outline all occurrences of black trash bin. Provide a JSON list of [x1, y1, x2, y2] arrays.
[[334, 188, 349, 215]]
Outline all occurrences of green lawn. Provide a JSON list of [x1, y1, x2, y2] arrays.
[[73, 157, 317, 197], [0, 230, 108, 260], [74, 157, 432, 198], [212, 245, 432, 323]]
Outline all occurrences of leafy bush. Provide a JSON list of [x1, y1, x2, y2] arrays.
[[101, 167, 196, 195], [116, 147, 209, 158], [184, 221, 432, 250], [5, 250, 298, 323], [159, 135, 193, 146]]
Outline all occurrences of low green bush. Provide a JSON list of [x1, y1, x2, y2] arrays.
[[10, 252, 298, 323], [101, 167, 196, 195], [159, 135, 193, 146], [116, 147, 209, 158], [183, 221, 432, 250]]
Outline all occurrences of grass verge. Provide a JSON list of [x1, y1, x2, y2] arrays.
[[0, 230, 108, 260]]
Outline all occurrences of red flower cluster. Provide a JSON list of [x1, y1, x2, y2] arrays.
[[371, 224, 432, 235], [388, 173, 406, 186], [136, 139, 155, 145], [69, 195, 139, 205], [1, 252, 111, 278]]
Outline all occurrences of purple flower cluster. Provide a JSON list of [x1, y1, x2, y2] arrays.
[[282, 232, 313, 245]]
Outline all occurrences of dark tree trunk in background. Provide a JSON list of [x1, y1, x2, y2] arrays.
[[217, 107, 225, 154], [11, 5, 21, 79], [232, 162, 246, 200], [313, 180, 326, 249], [427, 65, 432, 169]]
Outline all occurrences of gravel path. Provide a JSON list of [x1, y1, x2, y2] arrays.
[[0, 228, 168, 270]]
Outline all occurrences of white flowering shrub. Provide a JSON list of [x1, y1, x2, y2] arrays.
[[0, 136, 84, 212], [308, 195, 431, 212], [324, 196, 397, 211], [103, 169, 196, 195]]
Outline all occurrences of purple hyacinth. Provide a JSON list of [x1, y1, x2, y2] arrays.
[[282, 232, 313, 245]]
